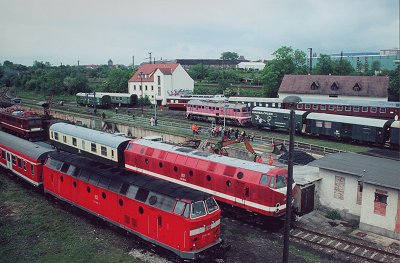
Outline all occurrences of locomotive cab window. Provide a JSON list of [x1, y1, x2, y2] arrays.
[[259, 174, 270, 186], [191, 201, 206, 219], [205, 197, 219, 213], [275, 175, 287, 189]]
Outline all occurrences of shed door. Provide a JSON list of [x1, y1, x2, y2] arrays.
[[300, 184, 315, 214]]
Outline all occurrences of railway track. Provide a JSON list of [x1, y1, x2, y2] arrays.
[[290, 226, 400, 263]]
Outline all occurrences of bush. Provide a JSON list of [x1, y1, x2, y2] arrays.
[[325, 209, 342, 220]]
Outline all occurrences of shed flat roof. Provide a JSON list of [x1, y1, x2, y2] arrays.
[[309, 152, 400, 190]]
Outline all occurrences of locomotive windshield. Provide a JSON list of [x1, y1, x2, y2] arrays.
[[205, 197, 219, 213], [191, 201, 207, 219]]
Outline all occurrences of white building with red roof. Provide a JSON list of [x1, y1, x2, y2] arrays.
[[128, 63, 194, 106]]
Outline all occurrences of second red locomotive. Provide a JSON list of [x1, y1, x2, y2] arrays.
[[124, 139, 293, 218]]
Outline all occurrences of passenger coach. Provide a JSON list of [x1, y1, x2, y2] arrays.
[[0, 131, 54, 186], [125, 139, 292, 217], [43, 151, 222, 260], [49, 123, 130, 166]]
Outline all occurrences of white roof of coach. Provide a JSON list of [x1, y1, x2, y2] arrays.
[[50, 123, 131, 148]]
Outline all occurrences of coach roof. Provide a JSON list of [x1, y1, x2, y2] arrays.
[[50, 123, 131, 148], [306, 112, 390, 127], [0, 131, 54, 160]]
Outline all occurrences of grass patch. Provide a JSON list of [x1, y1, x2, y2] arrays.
[[0, 174, 146, 263], [326, 209, 342, 220]]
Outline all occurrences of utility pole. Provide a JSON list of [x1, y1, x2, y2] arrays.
[[149, 52, 152, 64], [132, 56, 135, 69]]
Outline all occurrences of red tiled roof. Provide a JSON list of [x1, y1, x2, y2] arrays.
[[128, 64, 179, 82], [279, 75, 389, 98]]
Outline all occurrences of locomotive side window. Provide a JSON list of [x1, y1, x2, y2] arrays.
[[72, 137, 77, 146], [54, 132, 59, 140], [205, 198, 219, 213], [17, 158, 22, 168], [12, 155, 16, 165], [60, 163, 70, 173], [191, 201, 206, 218], [23, 161, 26, 171], [126, 185, 139, 199], [173, 201, 186, 215], [259, 174, 269, 186], [135, 188, 149, 202]]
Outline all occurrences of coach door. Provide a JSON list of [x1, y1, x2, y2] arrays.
[[6, 152, 12, 170]]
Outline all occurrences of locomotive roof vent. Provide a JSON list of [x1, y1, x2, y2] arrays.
[[176, 147, 195, 153]]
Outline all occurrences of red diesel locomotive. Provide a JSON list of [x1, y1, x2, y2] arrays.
[[0, 107, 49, 141], [0, 131, 223, 260], [124, 139, 293, 218], [186, 99, 252, 126]]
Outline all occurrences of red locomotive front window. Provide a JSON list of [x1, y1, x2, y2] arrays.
[[205, 197, 219, 213], [173, 200, 190, 218], [275, 174, 287, 189], [191, 201, 206, 219]]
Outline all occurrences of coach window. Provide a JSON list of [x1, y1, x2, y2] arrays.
[[30, 164, 34, 175], [54, 132, 59, 140], [329, 105, 334, 111], [362, 107, 368, 113], [72, 137, 77, 146], [337, 105, 343, 111], [354, 106, 359, 112], [12, 155, 16, 165], [380, 108, 386, 113], [324, 122, 332, 129], [296, 104, 302, 109], [23, 161, 26, 171], [371, 107, 377, 113], [17, 158, 22, 168], [305, 104, 311, 110], [313, 104, 318, 110], [101, 146, 107, 156], [345, 106, 351, 111], [320, 105, 326, 110], [91, 143, 97, 153], [82, 140, 85, 150], [63, 135, 67, 143], [50, 131, 53, 139]]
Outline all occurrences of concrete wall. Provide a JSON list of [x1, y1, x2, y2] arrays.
[[359, 183, 400, 239], [318, 168, 361, 219]]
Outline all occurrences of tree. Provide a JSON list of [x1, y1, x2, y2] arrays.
[[314, 54, 334, 75], [105, 68, 133, 93], [221, 51, 239, 61], [371, 61, 381, 74], [333, 59, 354, 75], [386, 65, 400, 101], [261, 46, 307, 97]]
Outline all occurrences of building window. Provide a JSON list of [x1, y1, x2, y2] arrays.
[[353, 82, 362, 91], [151, 85, 154, 91], [158, 87, 161, 96], [145, 85, 148, 91], [134, 85, 136, 91], [157, 76, 161, 85], [374, 190, 387, 216], [331, 81, 339, 91], [91, 143, 97, 153], [72, 137, 77, 146], [334, 176, 345, 200], [101, 146, 107, 156]]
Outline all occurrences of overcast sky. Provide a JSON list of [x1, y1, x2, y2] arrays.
[[0, 0, 398, 66]]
